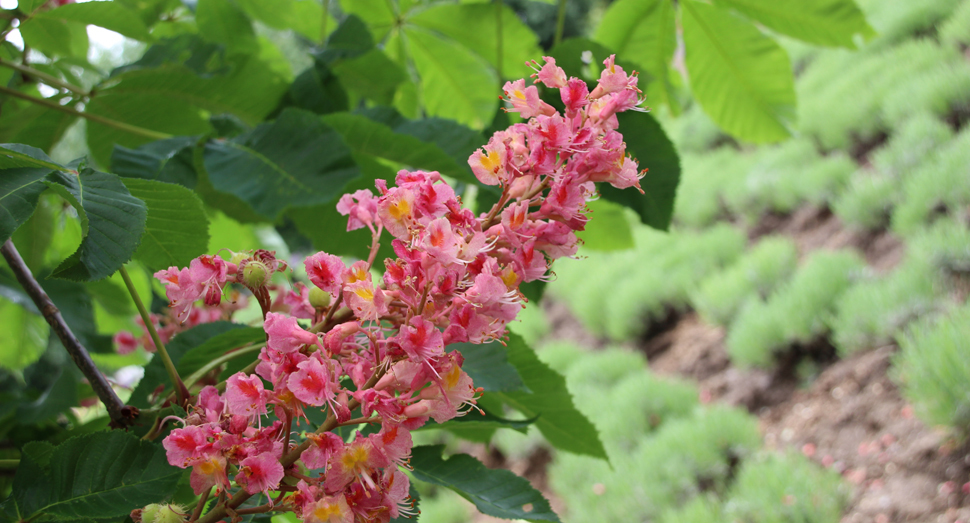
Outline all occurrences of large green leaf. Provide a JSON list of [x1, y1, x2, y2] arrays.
[[86, 59, 288, 164], [321, 112, 476, 184], [330, 49, 406, 105], [43, 276, 114, 354], [286, 59, 349, 115], [408, 3, 542, 79], [401, 27, 498, 130], [598, 111, 681, 231], [681, 0, 796, 143], [0, 101, 78, 153], [0, 144, 67, 171], [46, 167, 148, 282], [34, 1, 152, 42], [338, 0, 396, 42], [711, 0, 875, 48], [411, 445, 559, 522], [18, 17, 88, 58], [202, 108, 359, 220], [492, 333, 608, 460], [129, 322, 248, 409], [235, 0, 333, 41], [111, 137, 198, 189], [449, 340, 526, 393], [7, 431, 181, 521], [0, 167, 52, 244], [121, 178, 209, 273], [0, 297, 49, 370], [175, 325, 264, 379], [578, 198, 634, 251], [594, 0, 679, 113], [196, 0, 258, 53]]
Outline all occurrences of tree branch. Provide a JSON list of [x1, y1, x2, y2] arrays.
[[0, 57, 88, 96], [0, 240, 137, 428]]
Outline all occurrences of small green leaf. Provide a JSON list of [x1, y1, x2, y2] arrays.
[[401, 27, 499, 130], [594, 0, 679, 112], [0, 143, 67, 171], [122, 178, 210, 273], [578, 198, 634, 251], [411, 445, 560, 522], [18, 16, 89, 58], [8, 431, 181, 521], [0, 167, 51, 244], [35, 1, 152, 42], [598, 111, 681, 231], [202, 108, 359, 220], [681, 0, 796, 143], [492, 333, 608, 460], [449, 340, 527, 393], [711, 0, 876, 48], [46, 167, 148, 282], [175, 325, 264, 379]]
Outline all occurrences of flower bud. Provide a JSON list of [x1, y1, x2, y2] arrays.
[[229, 251, 248, 267], [308, 287, 331, 309], [241, 260, 270, 288]]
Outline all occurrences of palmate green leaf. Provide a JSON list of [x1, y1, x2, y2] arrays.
[[399, 27, 499, 130], [0, 297, 49, 370], [408, 3, 542, 79], [338, 0, 395, 42], [330, 49, 406, 105], [202, 108, 359, 220], [46, 167, 148, 282], [449, 340, 527, 393], [599, 111, 681, 231], [121, 178, 209, 273], [0, 167, 52, 244], [594, 0, 679, 113], [681, 0, 796, 143], [286, 59, 350, 115], [18, 16, 88, 58], [34, 1, 152, 42], [321, 112, 477, 184], [492, 333, 608, 460], [129, 322, 248, 409], [410, 445, 560, 522], [578, 198, 634, 252], [7, 431, 181, 521], [111, 137, 199, 189], [711, 0, 875, 48]]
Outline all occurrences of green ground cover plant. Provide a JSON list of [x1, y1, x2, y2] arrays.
[[727, 250, 865, 367], [892, 126, 970, 234]]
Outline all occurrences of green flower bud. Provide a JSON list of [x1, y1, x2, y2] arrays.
[[135, 504, 188, 523], [241, 260, 270, 288], [309, 287, 331, 309], [229, 251, 248, 266]]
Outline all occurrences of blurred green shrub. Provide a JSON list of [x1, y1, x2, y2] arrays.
[[892, 127, 970, 234], [553, 224, 745, 341], [858, 0, 965, 46], [674, 148, 755, 228], [727, 250, 865, 367], [940, 0, 970, 46], [894, 303, 970, 436], [723, 452, 848, 523], [692, 236, 799, 326]]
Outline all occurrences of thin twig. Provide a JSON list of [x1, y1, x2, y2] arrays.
[[0, 459, 18, 469], [189, 487, 211, 522], [554, 0, 567, 48], [0, 240, 136, 427], [0, 57, 88, 96], [120, 265, 188, 406], [0, 85, 172, 140]]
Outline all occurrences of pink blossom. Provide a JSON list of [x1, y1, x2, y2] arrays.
[[336, 189, 380, 232], [264, 312, 321, 353], [236, 452, 284, 496], [305, 252, 346, 295], [225, 372, 268, 422], [287, 354, 338, 408]]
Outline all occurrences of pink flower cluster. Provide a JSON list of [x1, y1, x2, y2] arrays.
[[155, 55, 644, 522]]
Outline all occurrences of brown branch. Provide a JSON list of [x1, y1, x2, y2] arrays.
[[1, 240, 137, 428]]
